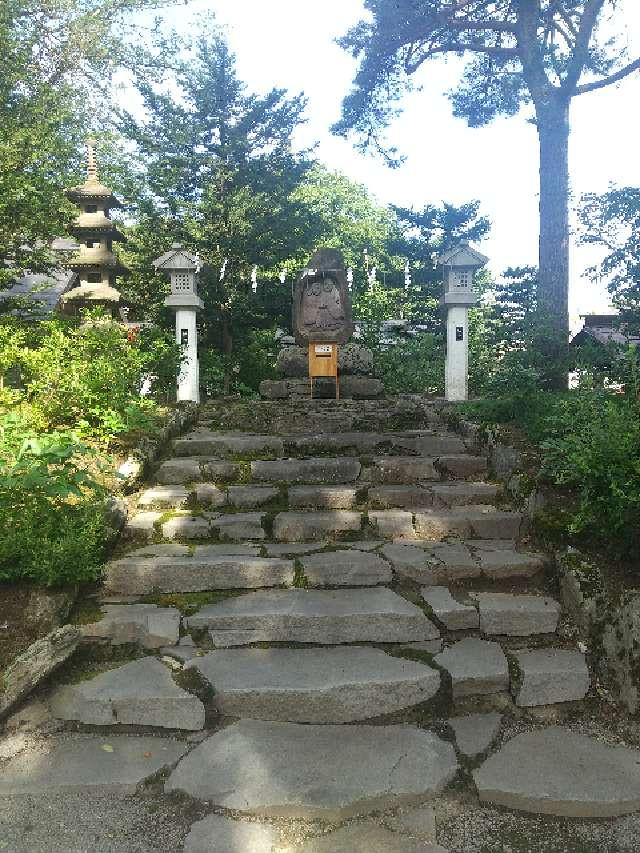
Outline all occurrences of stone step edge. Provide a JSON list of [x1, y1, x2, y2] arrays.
[[137, 481, 502, 510], [125, 507, 526, 545]]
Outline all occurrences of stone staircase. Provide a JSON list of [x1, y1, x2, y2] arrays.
[[6, 396, 640, 852]]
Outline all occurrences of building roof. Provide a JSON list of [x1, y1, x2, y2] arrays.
[[572, 314, 640, 347], [0, 268, 76, 315]]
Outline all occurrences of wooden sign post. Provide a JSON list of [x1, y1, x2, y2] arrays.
[[309, 342, 339, 399]]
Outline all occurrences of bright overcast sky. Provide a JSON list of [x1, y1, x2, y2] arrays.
[[154, 0, 640, 332]]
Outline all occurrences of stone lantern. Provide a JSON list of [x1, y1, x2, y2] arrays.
[[153, 244, 203, 403], [438, 242, 488, 401]]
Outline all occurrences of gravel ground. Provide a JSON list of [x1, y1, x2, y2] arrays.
[[0, 791, 199, 853]]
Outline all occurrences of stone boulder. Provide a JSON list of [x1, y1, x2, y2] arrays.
[[0, 625, 79, 719], [276, 343, 374, 377]]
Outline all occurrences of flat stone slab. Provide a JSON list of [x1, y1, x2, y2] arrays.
[[210, 512, 266, 541], [104, 554, 292, 594], [156, 457, 238, 485], [478, 549, 545, 579], [124, 511, 161, 540], [299, 824, 449, 852], [81, 604, 180, 648], [369, 510, 415, 538], [187, 588, 440, 646], [399, 640, 444, 654], [188, 647, 440, 722], [252, 457, 361, 484], [512, 648, 590, 706], [452, 506, 524, 539], [476, 593, 561, 636], [448, 713, 502, 758], [421, 587, 479, 630], [369, 486, 433, 508], [372, 456, 439, 483], [300, 549, 392, 586], [432, 482, 499, 506], [473, 727, 640, 817], [435, 639, 509, 698], [288, 486, 359, 509], [162, 514, 212, 540], [174, 432, 284, 457], [138, 486, 191, 509], [273, 511, 362, 542], [165, 719, 458, 819], [194, 482, 227, 506], [436, 455, 487, 479], [184, 814, 280, 853], [382, 543, 478, 584], [227, 486, 280, 508], [49, 657, 204, 730], [413, 511, 471, 540], [0, 734, 187, 796]]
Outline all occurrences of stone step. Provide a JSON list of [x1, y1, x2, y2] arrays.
[[285, 430, 466, 456], [435, 638, 509, 698], [421, 586, 479, 630], [188, 646, 440, 722], [138, 481, 505, 513], [273, 510, 362, 541], [187, 588, 440, 646], [156, 457, 239, 485], [0, 734, 188, 797], [80, 604, 181, 648], [288, 485, 360, 509], [381, 542, 543, 584], [369, 456, 440, 483], [299, 549, 392, 586], [252, 457, 361, 484], [511, 648, 590, 706], [165, 719, 458, 819], [49, 657, 205, 730], [473, 727, 640, 817], [104, 547, 294, 595], [474, 592, 561, 636], [448, 713, 502, 759], [431, 482, 501, 507], [173, 432, 284, 457]]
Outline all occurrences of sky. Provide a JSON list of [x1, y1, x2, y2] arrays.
[[152, 0, 640, 332]]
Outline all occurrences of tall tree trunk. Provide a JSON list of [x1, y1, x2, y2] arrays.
[[536, 97, 571, 388], [222, 308, 233, 396]]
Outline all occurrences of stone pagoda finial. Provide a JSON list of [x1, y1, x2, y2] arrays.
[[86, 137, 98, 180]]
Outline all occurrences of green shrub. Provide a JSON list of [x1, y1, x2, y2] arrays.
[[375, 333, 444, 394], [0, 413, 108, 585], [464, 390, 640, 558]]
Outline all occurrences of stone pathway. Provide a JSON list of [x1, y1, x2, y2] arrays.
[[3, 395, 640, 852]]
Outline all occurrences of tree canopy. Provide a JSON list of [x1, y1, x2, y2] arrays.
[[333, 1, 640, 381]]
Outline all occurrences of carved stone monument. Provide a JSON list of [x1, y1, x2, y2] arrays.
[[260, 248, 382, 400], [293, 249, 354, 345]]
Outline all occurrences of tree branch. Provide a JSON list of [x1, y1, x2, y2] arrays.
[[562, 0, 605, 93], [404, 40, 517, 72], [575, 57, 640, 94]]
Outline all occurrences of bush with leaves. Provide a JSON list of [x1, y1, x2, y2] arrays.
[[0, 413, 108, 585], [375, 334, 444, 395], [4, 314, 181, 445]]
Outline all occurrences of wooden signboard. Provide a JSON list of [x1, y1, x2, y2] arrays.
[[309, 342, 339, 399]]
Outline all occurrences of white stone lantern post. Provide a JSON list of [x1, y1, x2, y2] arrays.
[[154, 244, 203, 403], [438, 243, 488, 401]]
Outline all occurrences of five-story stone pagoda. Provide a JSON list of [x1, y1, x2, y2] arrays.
[[61, 138, 127, 316]]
